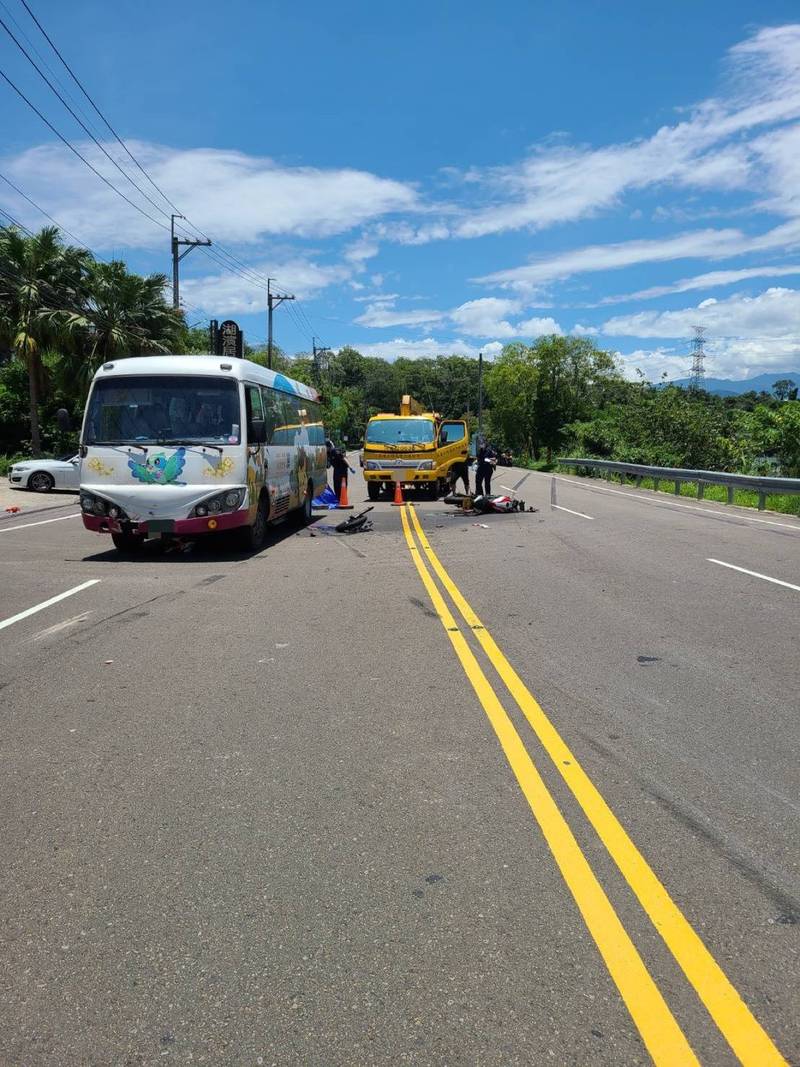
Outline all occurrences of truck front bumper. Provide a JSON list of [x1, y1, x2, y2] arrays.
[[364, 471, 438, 485]]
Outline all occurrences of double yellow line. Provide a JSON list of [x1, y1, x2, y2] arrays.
[[400, 504, 786, 1067]]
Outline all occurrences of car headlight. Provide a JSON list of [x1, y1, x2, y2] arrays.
[[418, 460, 434, 470], [190, 487, 245, 518]]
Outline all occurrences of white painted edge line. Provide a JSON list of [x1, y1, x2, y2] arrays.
[[0, 579, 100, 632], [552, 504, 595, 520], [536, 472, 800, 532], [0, 512, 80, 534], [707, 558, 800, 592]]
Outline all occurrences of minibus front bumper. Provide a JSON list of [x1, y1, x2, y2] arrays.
[[82, 509, 249, 537]]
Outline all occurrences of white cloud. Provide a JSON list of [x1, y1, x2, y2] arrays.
[[355, 295, 561, 339], [182, 258, 350, 313], [476, 214, 800, 292], [449, 25, 800, 240], [349, 337, 504, 361], [343, 237, 380, 266], [602, 286, 800, 340], [0, 141, 418, 249], [476, 228, 746, 290], [596, 265, 800, 305], [449, 297, 521, 337], [573, 323, 599, 336], [354, 302, 444, 328], [616, 339, 800, 382]]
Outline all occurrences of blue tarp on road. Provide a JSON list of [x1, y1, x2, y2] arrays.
[[312, 485, 339, 509]]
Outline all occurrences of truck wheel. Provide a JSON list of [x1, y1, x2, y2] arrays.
[[367, 482, 381, 501]]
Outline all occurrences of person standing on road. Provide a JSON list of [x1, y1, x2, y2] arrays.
[[330, 447, 355, 501], [475, 441, 497, 497], [448, 459, 470, 495]]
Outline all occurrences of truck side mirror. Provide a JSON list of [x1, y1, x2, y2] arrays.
[[56, 408, 72, 432]]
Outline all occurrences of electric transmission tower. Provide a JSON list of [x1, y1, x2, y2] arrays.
[[689, 325, 707, 389]]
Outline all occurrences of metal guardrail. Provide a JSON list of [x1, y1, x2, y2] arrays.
[[557, 458, 800, 511]]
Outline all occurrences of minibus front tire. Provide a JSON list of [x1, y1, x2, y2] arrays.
[[111, 529, 145, 554], [367, 482, 381, 502], [240, 493, 269, 550]]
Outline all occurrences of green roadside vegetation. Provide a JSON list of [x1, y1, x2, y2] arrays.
[[2, 225, 798, 511]]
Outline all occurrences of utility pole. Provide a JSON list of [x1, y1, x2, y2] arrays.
[[312, 337, 332, 383], [267, 278, 295, 369], [477, 350, 484, 438], [171, 214, 210, 310]]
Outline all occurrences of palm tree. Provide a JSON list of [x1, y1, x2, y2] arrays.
[[57, 260, 183, 384], [0, 226, 89, 454]]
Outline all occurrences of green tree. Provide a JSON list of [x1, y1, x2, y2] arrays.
[[773, 378, 797, 402], [486, 336, 620, 460], [0, 225, 90, 454], [54, 260, 181, 387]]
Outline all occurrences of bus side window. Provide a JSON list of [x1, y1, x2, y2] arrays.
[[260, 386, 284, 444], [245, 385, 265, 442]]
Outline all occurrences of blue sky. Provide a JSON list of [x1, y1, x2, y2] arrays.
[[2, 0, 800, 379]]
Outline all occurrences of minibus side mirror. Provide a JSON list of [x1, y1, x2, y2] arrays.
[[249, 418, 267, 444]]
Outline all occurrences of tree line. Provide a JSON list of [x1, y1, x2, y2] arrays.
[[1, 225, 798, 481]]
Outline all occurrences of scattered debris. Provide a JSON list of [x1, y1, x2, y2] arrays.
[[4, 506, 21, 514], [472, 522, 489, 529]]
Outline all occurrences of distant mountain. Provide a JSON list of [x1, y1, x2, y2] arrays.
[[666, 372, 800, 396]]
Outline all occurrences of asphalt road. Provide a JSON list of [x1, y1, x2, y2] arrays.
[[0, 465, 798, 1066]]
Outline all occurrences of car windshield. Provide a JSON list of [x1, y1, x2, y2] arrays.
[[84, 375, 241, 446], [365, 418, 435, 445]]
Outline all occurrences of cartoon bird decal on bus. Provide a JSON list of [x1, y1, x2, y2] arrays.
[[128, 447, 186, 485]]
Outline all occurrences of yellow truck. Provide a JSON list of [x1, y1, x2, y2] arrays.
[[361, 396, 469, 500]]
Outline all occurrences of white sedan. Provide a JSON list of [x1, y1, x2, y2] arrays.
[[8, 454, 81, 493]]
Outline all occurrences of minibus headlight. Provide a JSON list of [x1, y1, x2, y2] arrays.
[[418, 460, 434, 470], [190, 488, 244, 518]]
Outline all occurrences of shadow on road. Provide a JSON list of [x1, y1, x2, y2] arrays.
[[78, 521, 304, 565]]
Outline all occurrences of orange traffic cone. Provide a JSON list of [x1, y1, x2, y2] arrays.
[[391, 479, 405, 506], [337, 478, 353, 510]]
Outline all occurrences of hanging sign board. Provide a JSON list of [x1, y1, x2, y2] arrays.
[[217, 319, 243, 358]]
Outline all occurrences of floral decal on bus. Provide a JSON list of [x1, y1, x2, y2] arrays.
[[203, 456, 234, 478], [86, 457, 114, 476], [128, 447, 186, 485]]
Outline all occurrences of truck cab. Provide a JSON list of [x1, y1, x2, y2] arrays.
[[361, 397, 468, 500]]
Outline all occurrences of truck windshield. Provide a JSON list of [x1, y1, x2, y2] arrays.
[[84, 375, 241, 446], [365, 418, 435, 445]]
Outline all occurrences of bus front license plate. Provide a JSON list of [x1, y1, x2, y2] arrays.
[[147, 519, 175, 534]]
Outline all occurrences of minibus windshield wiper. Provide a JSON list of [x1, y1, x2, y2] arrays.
[[155, 438, 224, 453]]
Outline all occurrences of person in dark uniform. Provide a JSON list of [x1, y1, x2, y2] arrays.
[[475, 441, 497, 497], [448, 459, 470, 495], [330, 447, 355, 500]]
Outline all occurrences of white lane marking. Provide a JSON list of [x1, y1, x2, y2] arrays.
[[0, 513, 80, 534], [552, 504, 595, 520], [707, 558, 800, 592], [0, 580, 100, 632], [536, 472, 800, 532]]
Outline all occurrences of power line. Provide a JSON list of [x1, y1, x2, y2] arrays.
[[0, 168, 98, 252], [0, 0, 104, 139], [16, 0, 184, 219], [0, 12, 180, 227], [2, 4, 328, 347], [0, 64, 168, 233]]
